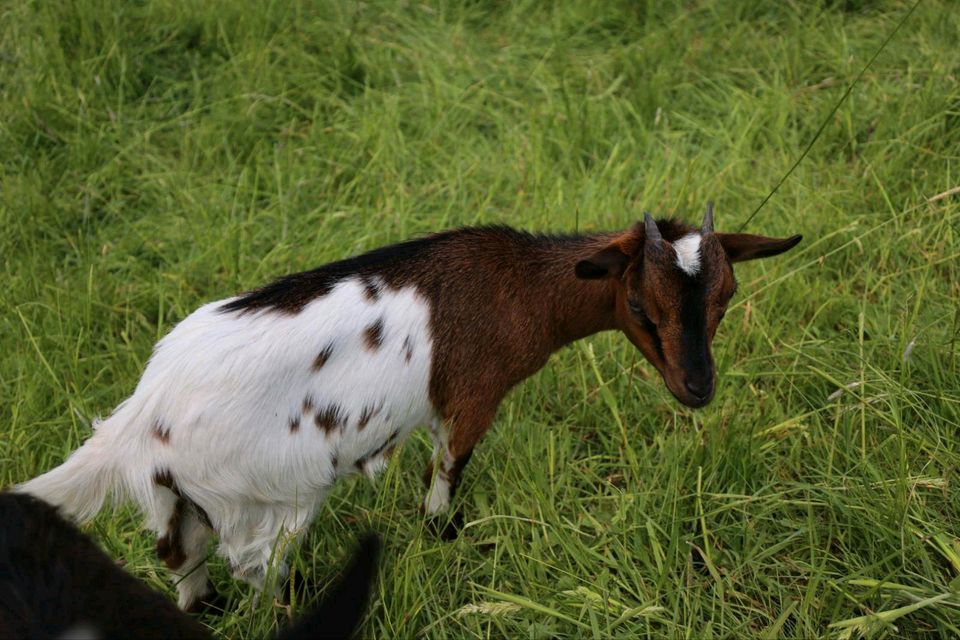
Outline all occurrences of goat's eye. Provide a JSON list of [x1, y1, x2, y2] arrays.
[[628, 299, 656, 327]]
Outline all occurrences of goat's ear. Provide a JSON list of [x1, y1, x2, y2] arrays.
[[716, 233, 802, 263], [575, 245, 630, 279]]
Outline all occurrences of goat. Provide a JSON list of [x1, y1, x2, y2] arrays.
[[0, 492, 377, 639], [17, 206, 800, 610]]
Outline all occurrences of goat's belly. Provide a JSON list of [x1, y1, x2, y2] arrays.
[[132, 277, 436, 503]]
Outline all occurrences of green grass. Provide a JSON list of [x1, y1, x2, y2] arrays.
[[2, 0, 959, 637]]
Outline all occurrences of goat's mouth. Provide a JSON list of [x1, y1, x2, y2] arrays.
[[662, 373, 715, 409], [672, 389, 713, 409]]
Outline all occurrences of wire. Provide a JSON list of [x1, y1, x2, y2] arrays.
[[737, 0, 922, 232]]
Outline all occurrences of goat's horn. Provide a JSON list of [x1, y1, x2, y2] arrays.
[[701, 202, 714, 234], [643, 212, 662, 244]]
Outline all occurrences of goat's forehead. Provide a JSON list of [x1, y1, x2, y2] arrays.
[[672, 233, 702, 276]]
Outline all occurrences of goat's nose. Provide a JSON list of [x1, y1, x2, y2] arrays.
[[684, 378, 712, 400]]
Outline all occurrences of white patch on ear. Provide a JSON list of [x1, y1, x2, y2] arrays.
[[673, 233, 702, 276]]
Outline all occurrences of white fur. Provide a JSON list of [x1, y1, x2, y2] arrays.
[[673, 233, 702, 276], [424, 475, 452, 514], [20, 277, 436, 606], [423, 420, 450, 514]]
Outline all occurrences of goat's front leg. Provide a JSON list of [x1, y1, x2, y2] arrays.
[[423, 408, 494, 540]]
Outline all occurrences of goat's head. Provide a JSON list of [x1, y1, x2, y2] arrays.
[[575, 204, 801, 408]]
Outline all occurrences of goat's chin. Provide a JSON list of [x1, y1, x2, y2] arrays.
[[649, 365, 715, 409], [676, 394, 712, 409], [665, 384, 714, 409]]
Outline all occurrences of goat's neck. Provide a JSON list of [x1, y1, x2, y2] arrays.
[[527, 235, 620, 351]]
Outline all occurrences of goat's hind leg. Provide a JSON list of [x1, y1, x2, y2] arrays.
[[219, 505, 310, 605], [175, 502, 222, 613], [146, 485, 219, 612]]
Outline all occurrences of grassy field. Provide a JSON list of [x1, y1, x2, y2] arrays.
[[2, 0, 959, 637]]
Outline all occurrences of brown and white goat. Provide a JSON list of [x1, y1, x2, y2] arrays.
[[18, 206, 800, 610]]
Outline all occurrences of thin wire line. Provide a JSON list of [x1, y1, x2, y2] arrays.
[[737, 0, 922, 232]]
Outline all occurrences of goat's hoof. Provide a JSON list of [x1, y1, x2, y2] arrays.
[[185, 586, 228, 615], [427, 510, 465, 541]]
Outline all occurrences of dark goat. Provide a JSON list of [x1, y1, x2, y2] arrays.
[[0, 493, 376, 639]]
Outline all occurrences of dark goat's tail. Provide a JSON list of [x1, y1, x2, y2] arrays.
[[278, 535, 380, 640]]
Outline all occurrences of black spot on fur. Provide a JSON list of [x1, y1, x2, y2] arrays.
[[364, 318, 385, 351], [315, 405, 346, 434], [302, 396, 315, 414], [312, 344, 335, 371], [403, 335, 414, 363], [218, 234, 446, 314], [290, 416, 301, 433]]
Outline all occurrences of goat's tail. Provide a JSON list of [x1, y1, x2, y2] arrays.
[[16, 417, 126, 523]]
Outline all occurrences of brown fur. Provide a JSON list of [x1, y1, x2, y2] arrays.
[[409, 229, 625, 477], [153, 468, 176, 491], [156, 498, 187, 570], [421, 461, 434, 489], [312, 344, 335, 371], [289, 416, 301, 433], [361, 276, 382, 301], [357, 402, 381, 431], [315, 405, 346, 434], [153, 469, 213, 533], [363, 318, 385, 351], [151, 420, 171, 444]]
